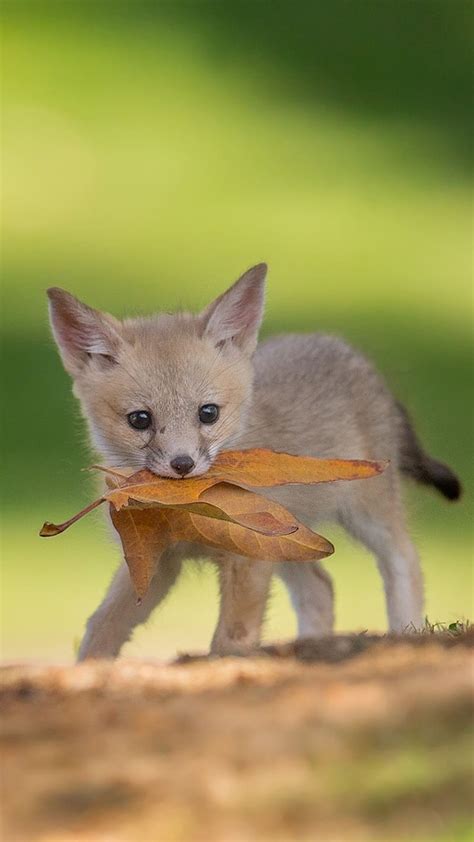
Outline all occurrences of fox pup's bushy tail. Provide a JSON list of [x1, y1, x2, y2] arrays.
[[396, 402, 462, 501]]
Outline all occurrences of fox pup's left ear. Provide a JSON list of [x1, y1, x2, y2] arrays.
[[201, 262, 267, 355], [47, 288, 123, 377]]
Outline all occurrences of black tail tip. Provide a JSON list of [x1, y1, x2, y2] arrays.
[[436, 476, 462, 501], [431, 462, 462, 501]]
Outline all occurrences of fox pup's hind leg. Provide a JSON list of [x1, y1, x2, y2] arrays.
[[211, 555, 273, 656], [77, 550, 182, 661], [340, 473, 424, 632], [349, 513, 424, 632], [277, 562, 334, 638]]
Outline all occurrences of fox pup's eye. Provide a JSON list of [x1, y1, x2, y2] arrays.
[[128, 410, 152, 430], [199, 404, 219, 424]]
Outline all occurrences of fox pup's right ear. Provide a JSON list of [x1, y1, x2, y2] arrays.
[[201, 262, 267, 356], [47, 288, 123, 376]]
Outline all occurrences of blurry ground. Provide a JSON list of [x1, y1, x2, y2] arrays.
[[2, 631, 473, 842]]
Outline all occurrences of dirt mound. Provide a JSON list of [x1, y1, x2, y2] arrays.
[[1, 633, 473, 842]]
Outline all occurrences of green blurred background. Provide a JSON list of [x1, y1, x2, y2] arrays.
[[1, 0, 472, 662]]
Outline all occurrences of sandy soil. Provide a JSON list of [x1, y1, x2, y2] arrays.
[[1, 632, 473, 842]]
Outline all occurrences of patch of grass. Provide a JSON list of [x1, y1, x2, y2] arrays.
[[411, 618, 472, 637]]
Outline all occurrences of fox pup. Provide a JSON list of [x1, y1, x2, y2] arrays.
[[47, 264, 461, 660]]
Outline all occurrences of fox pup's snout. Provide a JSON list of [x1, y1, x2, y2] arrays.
[[169, 454, 196, 477], [47, 264, 268, 477]]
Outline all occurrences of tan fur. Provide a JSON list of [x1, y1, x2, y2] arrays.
[[48, 264, 436, 660]]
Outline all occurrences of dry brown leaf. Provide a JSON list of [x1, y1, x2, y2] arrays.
[[205, 448, 388, 487], [196, 483, 299, 535], [39, 481, 298, 542], [101, 450, 387, 509], [105, 473, 222, 509], [128, 484, 299, 536], [109, 506, 169, 601], [110, 499, 334, 601], [40, 448, 387, 599]]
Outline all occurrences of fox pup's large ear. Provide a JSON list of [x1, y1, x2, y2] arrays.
[[201, 263, 267, 355], [47, 288, 123, 376]]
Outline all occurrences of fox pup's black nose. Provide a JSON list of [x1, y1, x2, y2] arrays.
[[170, 455, 195, 476]]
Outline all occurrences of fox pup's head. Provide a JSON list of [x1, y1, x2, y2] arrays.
[[47, 264, 267, 477]]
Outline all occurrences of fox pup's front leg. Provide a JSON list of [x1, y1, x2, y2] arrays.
[[211, 557, 335, 654], [277, 561, 334, 638], [211, 554, 273, 656], [77, 550, 182, 660]]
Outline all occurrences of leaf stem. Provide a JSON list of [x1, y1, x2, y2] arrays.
[[39, 497, 105, 537]]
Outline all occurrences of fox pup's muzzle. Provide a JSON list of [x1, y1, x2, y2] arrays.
[[170, 455, 195, 476]]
